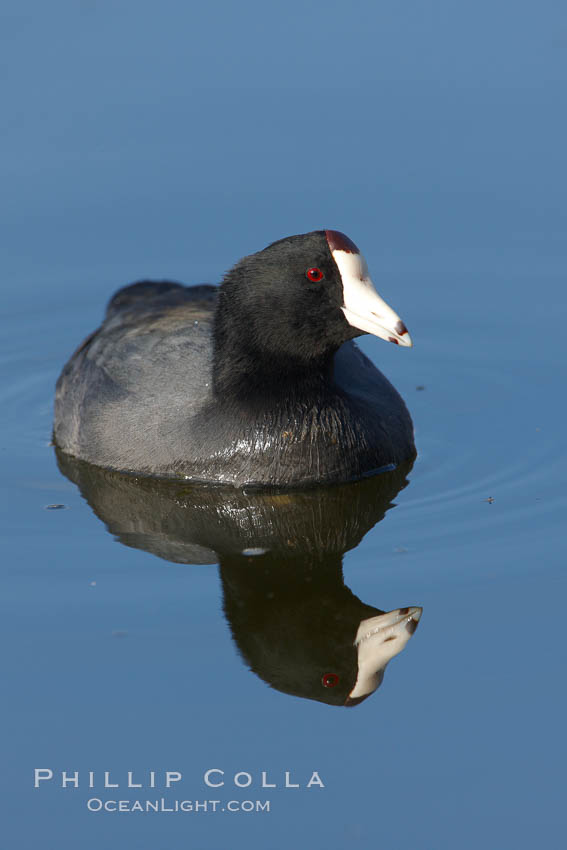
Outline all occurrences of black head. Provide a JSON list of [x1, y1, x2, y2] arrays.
[[213, 230, 411, 393], [220, 553, 423, 708]]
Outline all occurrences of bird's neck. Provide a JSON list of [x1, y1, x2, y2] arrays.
[[213, 349, 337, 404], [212, 313, 337, 407]]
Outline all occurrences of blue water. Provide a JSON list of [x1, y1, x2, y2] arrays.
[[2, 2, 566, 848]]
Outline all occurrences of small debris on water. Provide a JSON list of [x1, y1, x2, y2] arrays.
[[416, 385, 425, 391], [394, 546, 409, 554], [45, 504, 67, 510], [483, 496, 495, 504], [89, 581, 96, 587], [112, 630, 128, 639]]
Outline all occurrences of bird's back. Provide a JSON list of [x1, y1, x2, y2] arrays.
[[54, 282, 218, 474]]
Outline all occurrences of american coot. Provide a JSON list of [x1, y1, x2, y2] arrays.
[[53, 230, 415, 487]]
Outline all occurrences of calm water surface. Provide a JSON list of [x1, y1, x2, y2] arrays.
[[2, 3, 566, 848], [4, 262, 565, 849]]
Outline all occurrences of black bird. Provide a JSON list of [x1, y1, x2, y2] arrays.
[[54, 230, 414, 487]]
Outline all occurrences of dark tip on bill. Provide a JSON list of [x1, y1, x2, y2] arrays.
[[395, 320, 408, 336], [388, 337, 399, 345], [344, 694, 371, 708], [325, 230, 360, 255], [406, 618, 419, 635]]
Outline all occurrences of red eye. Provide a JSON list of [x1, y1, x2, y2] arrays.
[[306, 267, 324, 282], [322, 673, 339, 688]]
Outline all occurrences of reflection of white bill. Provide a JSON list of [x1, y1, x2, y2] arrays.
[[348, 607, 423, 703]]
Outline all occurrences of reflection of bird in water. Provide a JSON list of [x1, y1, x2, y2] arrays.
[[56, 451, 422, 707], [221, 552, 421, 707]]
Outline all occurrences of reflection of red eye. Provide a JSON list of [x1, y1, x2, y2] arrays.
[[306, 267, 324, 282], [322, 673, 339, 688]]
